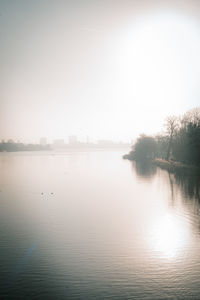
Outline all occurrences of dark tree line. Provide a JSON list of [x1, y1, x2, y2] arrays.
[[125, 107, 200, 166]]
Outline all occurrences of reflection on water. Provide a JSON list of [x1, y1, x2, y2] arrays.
[[133, 160, 200, 262], [133, 160, 157, 179], [1, 151, 200, 299], [175, 172, 200, 202]]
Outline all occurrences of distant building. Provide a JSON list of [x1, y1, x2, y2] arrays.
[[97, 140, 114, 145], [40, 137, 47, 145], [8, 139, 14, 143], [53, 139, 65, 147], [68, 135, 78, 144]]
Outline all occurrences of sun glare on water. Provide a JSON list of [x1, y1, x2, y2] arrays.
[[150, 213, 190, 260]]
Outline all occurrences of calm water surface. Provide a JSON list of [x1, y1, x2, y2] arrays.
[[0, 150, 200, 299]]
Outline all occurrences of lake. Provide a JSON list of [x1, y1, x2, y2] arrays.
[[0, 150, 200, 299]]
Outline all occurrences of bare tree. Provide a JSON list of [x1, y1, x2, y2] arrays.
[[165, 116, 179, 161], [181, 107, 200, 127]]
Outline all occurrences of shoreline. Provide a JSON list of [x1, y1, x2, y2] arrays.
[[154, 158, 200, 174], [123, 154, 200, 174]]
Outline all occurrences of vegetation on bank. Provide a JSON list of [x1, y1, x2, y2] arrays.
[[0, 142, 51, 152], [124, 107, 200, 169]]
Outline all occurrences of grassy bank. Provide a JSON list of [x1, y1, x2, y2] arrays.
[[154, 158, 200, 174], [123, 153, 200, 174]]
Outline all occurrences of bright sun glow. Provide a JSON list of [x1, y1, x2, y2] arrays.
[[2, 8, 200, 141], [113, 12, 200, 135], [150, 213, 190, 259]]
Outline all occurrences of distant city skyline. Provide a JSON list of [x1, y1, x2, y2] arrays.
[[2, 136, 132, 145]]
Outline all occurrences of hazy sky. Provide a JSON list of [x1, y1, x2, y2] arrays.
[[1, 0, 200, 143]]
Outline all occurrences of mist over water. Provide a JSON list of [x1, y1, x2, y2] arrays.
[[1, 150, 200, 299]]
